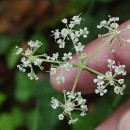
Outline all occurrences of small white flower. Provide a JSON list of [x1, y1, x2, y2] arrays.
[[109, 80, 115, 85], [28, 40, 42, 48], [95, 86, 107, 96], [57, 39, 65, 48], [78, 98, 86, 105], [25, 48, 32, 56], [52, 29, 60, 40], [108, 59, 115, 68], [94, 75, 105, 86], [80, 27, 89, 38], [62, 52, 72, 61], [17, 65, 25, 72], [62, 62, 72, 71], [114, 65, 127, 75], [118, 79, 124, 84], [51, 53, 59, 60], [67, 91, 76, 99], [70, 33, 79, 42], [75, 42, 85, 52], [109, 16, 119, 22], [33, 58, 42, 66], [69, 24, 74, 28], [75, 31, 81, 37], [72, 15, 81, 25], [68, 118, 78, 125], [21, 57, 30, 67], [61, 28, 68, 37], [81, 104, 87, 110], [46, 55, 50, 60], [110, 23, 119, 29], [50, 67, 57, 76], [97, 25, 102, 29], [80, 112, 86, 116], [64, 100, 75, 113], [28, 40, 35, 47], [79, 53, 87, 60], [58, 114, 64, 120], [114, 85, 126, 95], [28, 73, 39, 80], [114, 86, 121, 95], [15, 46, 23, 55], [56, 76, 65, 84], [51, 97, 59, 109], [69, 21, 75, 28], [105, 71, 113, 81], [62, 18, 67, 24]]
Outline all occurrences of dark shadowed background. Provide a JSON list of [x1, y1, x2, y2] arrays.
[[0, 0, 130, 130]]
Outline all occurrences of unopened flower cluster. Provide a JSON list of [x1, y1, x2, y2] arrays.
[[51, 91, 88, 124], [94, 59, 127, 96]]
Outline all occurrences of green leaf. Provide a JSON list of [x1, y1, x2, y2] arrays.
[[26, 80, 63, 130], [6, 48, 19, 69], [14, 71, 37, 102], [97, 0, 113, 3], [0, 107, 22, 130], [37, 80, 61, 130], [0, 36, 12, 54], [0, 93, 6, 107], [72, 112, 95, 130], [0, 114, 14, 130], [5, 34, 24, 68], [11, 107, 23, 127]]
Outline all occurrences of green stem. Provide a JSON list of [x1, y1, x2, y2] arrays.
[[40, 58, 104, 77], [63, 90, 67, 103], [38, 58, 79, 68], [85, 35, 115, 64], [83, 65, 104, 76], [72, 40, 80, 57], [66, 23, 80, 58], [41, 59, 64, 64], [72, 67, 82, 92]]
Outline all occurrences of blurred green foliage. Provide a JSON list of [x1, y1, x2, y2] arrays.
[[0, 93, 6, 107], [0, 0, 130, 130], [14, 72, 37, 102], [0, 108, 22, 130]]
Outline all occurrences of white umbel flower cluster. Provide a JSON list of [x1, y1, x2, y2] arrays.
[[97, 15, 130, 52], [51, 14, 88, 53], [15, 40, 43, 80], [94, 59, 127, 96], [15, 40, 74, 82], [15, 14, 129, 125], [51, 91, 88, 125], [97, 15, 119, 32]]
